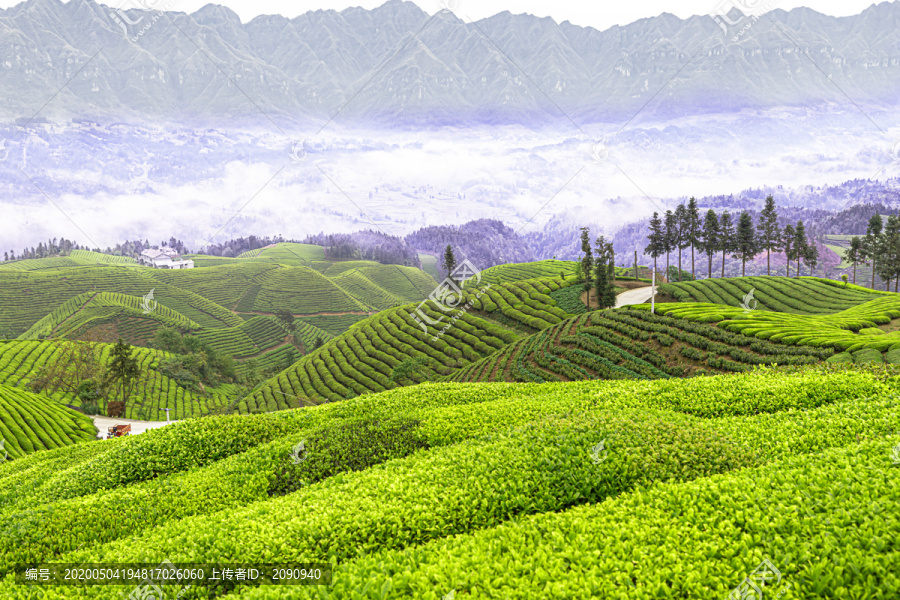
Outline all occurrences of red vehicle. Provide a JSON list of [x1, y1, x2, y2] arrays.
[[107, 424, 131, 439]]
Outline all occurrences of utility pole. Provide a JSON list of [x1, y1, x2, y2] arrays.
[[634, 250, 638, 279], [651, 267, 656, 315]]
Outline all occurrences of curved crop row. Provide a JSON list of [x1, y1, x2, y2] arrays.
[[0, 384, 96, 460], [660, 276, 881, 314], [646, 295, 900, 354], [4, 368, 893, 599]]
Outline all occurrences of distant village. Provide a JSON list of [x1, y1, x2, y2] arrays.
[[139, 246, 194, 269]]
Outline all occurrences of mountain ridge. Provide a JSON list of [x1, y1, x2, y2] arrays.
[[0, 0, 897, 126]]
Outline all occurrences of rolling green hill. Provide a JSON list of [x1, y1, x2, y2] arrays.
[[237, 243, 326, 262], [465, 259, 579, 288], [0, 266, 242, 339], [0, 367, 896, 598], [20, 292, 200, 344], [647, 295, 900, 353], [660, 276, 883, 314], [0, 340, 234, 420], [450, 277, 899, 385], [243, 276, 577, 411], [0, 247, 438, 344], [0, 384, 96, 459], [450, 308, 832, 384], [418, 253, 440, 280]]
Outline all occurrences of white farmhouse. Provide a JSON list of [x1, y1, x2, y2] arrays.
[[139, 247, 194, 269]]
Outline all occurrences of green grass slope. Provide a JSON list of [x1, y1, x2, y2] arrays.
[[0, 257, 83, 271], [148, 262, 282, 311], [0, 384, 96, 459], [417, 253, 440, 280], [1, 367, 897, 598], [660, 276, 883, 313], [251, 266, 369, 315], [0, 248, 437, 343]]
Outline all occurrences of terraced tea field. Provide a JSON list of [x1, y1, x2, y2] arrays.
[[2, 367, 897, 598], [237, 243, 326, 263], [244, 277, 576, 410], [20, 292, 199, 344], [649, 295, 900, 353], [0, 341, 232, 420], [0, 384, 96, 459], [0, 266, 242, 338], [465, 259, 579, 287], [451, 308, 831, 383], [660, 276, 882, 314]]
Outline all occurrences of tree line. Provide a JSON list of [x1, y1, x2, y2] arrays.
[[577, 228, 618, 310], [641, 196, 900, 291], [844, 214, 900, 292], [644, 196, 821, 282], [3, 237, 192, 262]]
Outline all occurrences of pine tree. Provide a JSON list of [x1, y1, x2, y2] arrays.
[[875, 215, 900, 292], [594, 238, 617, 310], [783, 224, 796, 277], [805, 239, 819, 277], [846, 236, 863, 284], [663, 210, 676, 281], [733, 212, 757, 277], [105, 338, 141, 416], [645, 212, 666, 280], [593, 244, 607, 310], [580, 227, 594, 299], [687, 197, 701, 280], [718, 211, 734, 278], [674, 204, 689, 282], [441, 244, 457, 285], [700, 209, 719, 279], [793, 221, 808, 277], [757, 195, 781, 276], [603, 246, 617, 309], [864, 214, 884, 290]]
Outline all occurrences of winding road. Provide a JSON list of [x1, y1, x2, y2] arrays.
[[615, 286, 655, 308], [91, 416, 178, 439]]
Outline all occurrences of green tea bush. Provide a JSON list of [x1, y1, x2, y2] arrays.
[[283, 439, 900, 599]]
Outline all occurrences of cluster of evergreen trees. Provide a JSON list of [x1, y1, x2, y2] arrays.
[[3, 237, 192, 262], [644, 196, 821, 281], [304, 230, 420, 266], [578, 228, 617, 309], [844, 214, 900, 292], [5, 237, 81, 261], [202, 235, 283, 257]]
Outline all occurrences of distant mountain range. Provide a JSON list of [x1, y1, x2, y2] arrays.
[[0, 0, 898, 126]]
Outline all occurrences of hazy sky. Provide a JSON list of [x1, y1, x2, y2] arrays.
[[2, 0, 887, 29]]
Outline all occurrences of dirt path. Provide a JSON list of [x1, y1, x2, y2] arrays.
[[615, 287, 656, 308]]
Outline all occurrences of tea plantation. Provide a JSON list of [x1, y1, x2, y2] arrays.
[[660, 276, 884, 314], [1, 367, 898, 598], [0, 384, 96, 459], [0, 340, 234, 420], [243, 276, 577, 410]]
